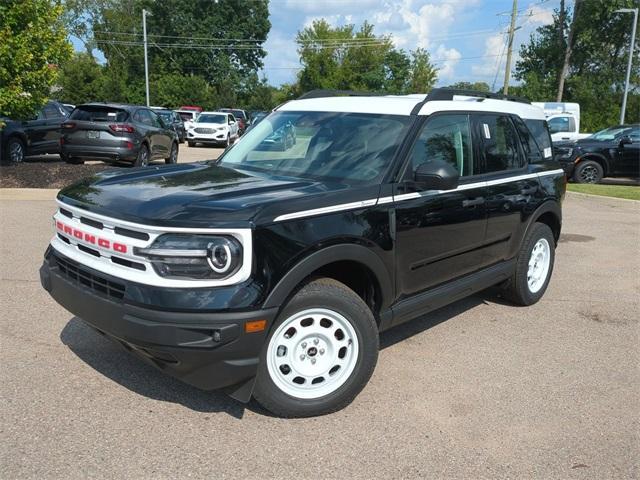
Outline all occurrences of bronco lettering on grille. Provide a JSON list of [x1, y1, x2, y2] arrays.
[[56, 221, 128, 254]]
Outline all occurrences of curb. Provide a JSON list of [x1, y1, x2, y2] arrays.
[[566, 190, 640, 203], [0, 188, 59, 201]]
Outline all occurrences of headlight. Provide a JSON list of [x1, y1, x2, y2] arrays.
[[216, 126, 227, 131], [559, 148, 573, 158], [135, 234, 242, 280]]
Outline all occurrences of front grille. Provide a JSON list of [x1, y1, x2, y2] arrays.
[[54, 254, 126, 300], [194, 128, 214, 134]]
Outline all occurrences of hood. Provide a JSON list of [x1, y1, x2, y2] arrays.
[[57, 163, 356, 228]]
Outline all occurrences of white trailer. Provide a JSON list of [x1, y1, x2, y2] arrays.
[[532, 102, 591, 142]]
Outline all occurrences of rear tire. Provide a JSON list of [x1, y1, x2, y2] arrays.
[[501, 223, 555, 306], [134, 144, 150, 167], [573, 160, 603, 184], [6, 137, 25, 163], [165, 142, 178, 164], [253, 278, 379, 418]]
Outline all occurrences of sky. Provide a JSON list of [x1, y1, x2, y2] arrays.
[[259, 0, 560, 87], [72, 0, 560, 89]]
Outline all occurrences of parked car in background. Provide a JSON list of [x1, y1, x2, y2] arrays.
[[60, 103, 179, 167], [532, 102, 590, 143], [176, 109, 199, 132], [153, 109, 186, 143], [1, 101, 68, 163], [220, 108, 248, 135], [555, 124, 639, 183], [187, 111, 239, 147], [62, 104, 75, 115], [179, 105, 203, 113], [256, 120, 296, 151]]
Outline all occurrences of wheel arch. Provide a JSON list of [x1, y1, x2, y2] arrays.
[[526, 200, 562, 245], [576, 153, 609, 176], [262, 244, 393, 323]]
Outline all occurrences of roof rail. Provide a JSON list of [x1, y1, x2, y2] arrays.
[[426, 88, 530, 104], [297, 89, 384, 100], [409, 88, 530, 115]]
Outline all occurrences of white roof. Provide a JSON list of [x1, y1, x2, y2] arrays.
[[199, 111, 230, 116], [280, 94, 545, 120]]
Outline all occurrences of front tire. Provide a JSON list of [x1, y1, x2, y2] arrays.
[[253, 278, 379, 417], [501, 222, 555, 306], [573, 160, 603, 184]]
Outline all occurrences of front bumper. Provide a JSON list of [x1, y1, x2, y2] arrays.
[[558, 160, 575, 178], [40, 249, 278, 395], [187, 131, 228, 144]]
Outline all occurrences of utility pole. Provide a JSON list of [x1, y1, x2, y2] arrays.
[[615, 8, 638, 124], [143, 9, 152, 107], [502, 0, 518, 95], [556, 0, 581, 102]]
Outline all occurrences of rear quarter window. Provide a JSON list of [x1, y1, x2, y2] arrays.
[[71, 106, 128, 122], [524, 119, 553, 160]]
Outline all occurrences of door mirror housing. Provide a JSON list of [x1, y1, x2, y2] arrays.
[[619, 135, 632, 146], [414, 160, 460, 191]]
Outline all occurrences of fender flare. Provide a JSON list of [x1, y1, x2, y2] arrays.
[[576, 152, 609, 176], [262, 244, 393, 310], [525, 200, 562, 242]]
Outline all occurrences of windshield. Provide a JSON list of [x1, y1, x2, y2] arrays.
[[198, 114, 227, 124], [157, 111, 172, 121], [218, 111, 411, 184], [589, 126, 632, 141]]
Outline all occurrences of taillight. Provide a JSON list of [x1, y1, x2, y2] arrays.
[[61, 122, 76, 129], [109, 124, 135, 133]]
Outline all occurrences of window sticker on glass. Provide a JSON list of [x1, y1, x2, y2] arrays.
[[108, 112, 117, 117], [483, 123, 491, 139], [544, 147, 552, 158]]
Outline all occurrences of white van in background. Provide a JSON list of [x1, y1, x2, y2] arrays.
[[532, 102, 591, 143]]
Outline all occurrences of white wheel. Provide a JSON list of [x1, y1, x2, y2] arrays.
[[266, 308, 359, 399], [527, 238, 551, 293]]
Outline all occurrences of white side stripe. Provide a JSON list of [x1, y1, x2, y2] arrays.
[[273, 169, 564, 222]]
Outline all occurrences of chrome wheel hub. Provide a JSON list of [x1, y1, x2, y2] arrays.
[[9, 142, 23, 162], [266, 308, 359, 399], [580, 165, 598, 183], [527, 238, 551, 293]]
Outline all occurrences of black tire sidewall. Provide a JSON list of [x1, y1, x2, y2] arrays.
[[574, 160, 603, 184], [135, 144, 149, 167], [7, 137, 25, 163], [253, 279, 379, 417], [513, 223, 555, 305], [165, 143, 178, 164]]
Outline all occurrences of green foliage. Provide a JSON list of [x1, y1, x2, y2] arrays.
[[295, 20, 438, 94], [57, 52, 105, 104], [446, 81, 491, 92], [515, 0, 639, 131], [0, 0, 72, 119]]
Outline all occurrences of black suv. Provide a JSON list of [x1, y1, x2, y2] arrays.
[[60, 103, 179, 167], [40, 89, 565, 417], [1, 101, 68, 163], [153, 108, 186, 143], [555, 124, 640, 183]]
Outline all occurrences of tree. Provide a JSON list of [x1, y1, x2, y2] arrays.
[[295, 19, 438, 94], [446, 81, 491, 92], [0, 0, 72, 118], [407, 48, 438, 93], [57, 52, 105, 104], [515, 0, 639, 130]]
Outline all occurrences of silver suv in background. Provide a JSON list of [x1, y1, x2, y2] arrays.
[[60, 103, 178, 167]]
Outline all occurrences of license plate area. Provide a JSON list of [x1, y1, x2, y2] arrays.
[[86, 131, 100, 139]]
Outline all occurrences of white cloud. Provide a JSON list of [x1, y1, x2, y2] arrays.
[[523, 4, 555, 26], [471, 33, 506, 77], [434, 44, 462, 79]]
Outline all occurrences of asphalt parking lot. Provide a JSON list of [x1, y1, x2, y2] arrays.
[[0, 191, 638, 479]]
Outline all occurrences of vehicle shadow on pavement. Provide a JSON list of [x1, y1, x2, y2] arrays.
[[59, 317, 248, 419], [380, 293, 492, 350]]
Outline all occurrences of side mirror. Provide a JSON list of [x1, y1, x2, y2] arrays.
[[619, 135, 632, 146], [414, 160, 460, 191]]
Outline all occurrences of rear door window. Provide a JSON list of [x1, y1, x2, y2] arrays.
[[43, 103, 63, 119], [524, 119, 553, 159], [475, 114, 524, 174], [71, 106, 128, 122]]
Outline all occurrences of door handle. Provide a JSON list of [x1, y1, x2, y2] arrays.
[[462, 197, 485, 207]]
